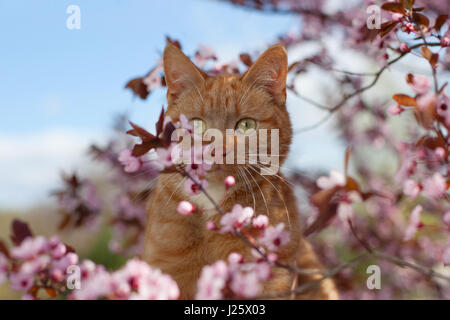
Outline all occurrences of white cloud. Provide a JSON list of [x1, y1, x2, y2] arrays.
[[0, 128, 106, 210]]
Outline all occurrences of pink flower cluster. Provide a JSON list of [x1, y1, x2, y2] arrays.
[[1, 234, 79, 299], [196, 253, 271, 299], [54, 173, 103, 229], [119, 113, 212, 196], [217, 204, 290, 253], [71, 258, 179, 300], [316, 169, 362, 222]]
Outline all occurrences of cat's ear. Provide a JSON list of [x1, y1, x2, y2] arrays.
[[241, 44, 288, 106], [163, 43, 206, 102]]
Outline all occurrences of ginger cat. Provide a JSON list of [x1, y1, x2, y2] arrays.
[[142, 43, 338, 299]]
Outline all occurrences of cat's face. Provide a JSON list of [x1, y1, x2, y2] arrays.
[[163, 43, 292, 181]]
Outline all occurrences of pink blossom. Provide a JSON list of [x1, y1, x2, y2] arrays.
[[434, 147, 446, 160], [258, 223, 290, 251], [176, 114, 193, 134], [196, 260, 228, 300], [336, 191, 361, 222], [9, 272, 34, 292], [0, 253, 8, 285], [143, 70, 162, 92], [443, 244, 450, 266], [229, 270, 261, 298], [317, 169, 346, 190], [115, 196, 146, 221], [79, 259, 100, 280], [80, 182, 102, 212], [118, 149, 142, 173], [403, 205, 423, 241], [71, 268, 113, 300], [156, 144, 180, 169], [252, 215, 269, 229], [267, 253, 278, 263], [229, 262, 271, 298], [404, 22, 415, 33], [73, 259, 179, 300], [437, 98, 450, 127], [11, 236, 47, 260], [422, 173, 447, 199], [337, 202, 354, 221], [114, 259, 179, 300], [185, 145, 212, 176], [228, 252, 243, 264], [177, 201, 195, 216], [403, 179, 421, 199], [59, 194, 80, 213], [387, 104, 404, 115], [391, 13, 403, 22], [443, 211, 450, 228], [224, 176, 236, 189], [408, 75, 430, 95], [399, 43, 410, 53], [48, 236, 66, 259], [220, 204, 254, 233], [184, 174, 208, 195], [52, 252, 79, 273], [194, 45, 217, 67], [21, 255, 50, 274], [206, 220, 217, 231], [142, 59, 163, 92], [416, 92, 436, 110]]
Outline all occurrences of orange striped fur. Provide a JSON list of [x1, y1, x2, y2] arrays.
[[142, 43, 338, 299]]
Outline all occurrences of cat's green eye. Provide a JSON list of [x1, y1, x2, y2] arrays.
[[191, 118, 207, 134], [236, 118, 257, 134]]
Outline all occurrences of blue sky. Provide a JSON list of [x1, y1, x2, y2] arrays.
[[0, 0, 295, 133], [0, 0, 345, 209]]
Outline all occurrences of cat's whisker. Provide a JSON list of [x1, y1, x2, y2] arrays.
[[251, 162, 295, 188], [244, 166, 270, 218], [239, 167, 256, 212], [234, 167, 250, 204], [163, 176, 186, 208], [247, 165, 291, 227]]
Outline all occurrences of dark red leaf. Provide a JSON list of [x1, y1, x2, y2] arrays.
[[345, 176, 360, 192], [45, 288, 58, 298], [127, 121, 156, 143], [304, 186, 340, 236], [379, 21, 399, 38], [64, 243, 76, 254], [381, 2, 405, 14], [434, 14, 448, 31], [393, 94, 417, 106], [58, 215, 72, 230], [125, 78, 149, 100], [420, 46, 438, 68], [412, 12, 430, 27], [162, 122, 176, 147], [10, 219, 33, 245], [132, 141, 161, 157]]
